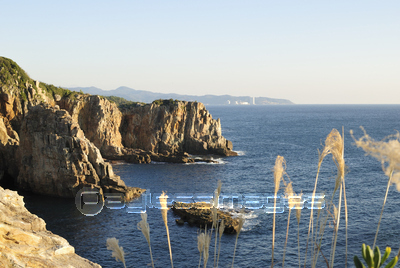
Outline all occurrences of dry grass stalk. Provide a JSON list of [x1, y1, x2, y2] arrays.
[[160, 191, 174, 268], [198, 232, 206, 268], [296, 201, 302, 268], [272, 155, 286, 268], [282, 182, 297, 268], [231, 211, 245, 268], [216, 219, 225, 268], [204, 226, 212, 268], [213, 180, 222, 268], [304, 129, 345, 268], [106, 237, 126, 268], [137, 212, 155, 268], [351, 127, 400, 250]]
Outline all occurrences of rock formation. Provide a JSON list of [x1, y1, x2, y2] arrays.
[[15, 104, 143, 200], [120, 100, 237, 157], [0, 56, 237, 267], [1, 56, 236, 191], [58, 95, 124, 157], [171, 202, 240, 234], [0, 186, 101, 267], [57, 95, 237, 163]]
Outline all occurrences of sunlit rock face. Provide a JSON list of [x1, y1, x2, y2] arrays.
[[0, 186, 102, 267], [120, 100, 237, 157], [59, 97, 237, 163], [58, 95, 124, 157], [15, 104, 143, 200]]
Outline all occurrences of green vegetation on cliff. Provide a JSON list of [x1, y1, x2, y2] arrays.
[[152, 98, 179, 106], [104, 95, 145, 109], [0, 57, 34, 91], [0, 56, 80, 101], [39, 82, 78, 99]]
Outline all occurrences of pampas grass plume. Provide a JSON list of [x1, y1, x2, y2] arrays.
[[137, 212, 150, 245], [351, 127, 400, 250], [137, 212, 155, 268], [216, 219, 225, 268], [197, 232, 206, 268], [160, 191, 174, 268], [106, 237, 126, 268], [232, 211, 245, 268], [204, 227, 212, 268]]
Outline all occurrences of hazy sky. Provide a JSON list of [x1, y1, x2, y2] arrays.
[[2, 1, 399, 104]]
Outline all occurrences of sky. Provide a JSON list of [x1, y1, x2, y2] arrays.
[[1, 1, 399, 104]]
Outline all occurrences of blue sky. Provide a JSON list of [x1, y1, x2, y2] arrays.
[[2, 1, 399, 104]]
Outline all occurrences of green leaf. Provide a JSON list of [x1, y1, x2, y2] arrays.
[[382, 247, 392, 264], [374, 246, 382, 267], [384, 256, 398, 268], [366, 245, 375, 267], [362, 244, 368, 262], [354, 255, 366, 268]]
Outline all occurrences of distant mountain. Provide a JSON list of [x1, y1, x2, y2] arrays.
[[68, 86, 294, 105]]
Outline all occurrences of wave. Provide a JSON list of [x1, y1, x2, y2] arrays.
[[225, 209, 260, 232], [235, 150, 246, 156]]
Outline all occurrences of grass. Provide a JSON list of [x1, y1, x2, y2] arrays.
[[106, 128, 400, 268]]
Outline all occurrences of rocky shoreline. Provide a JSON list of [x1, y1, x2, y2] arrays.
[[0, 56, 236, 198], [0, 186, 101, 267], [0, 56, 238, 266]]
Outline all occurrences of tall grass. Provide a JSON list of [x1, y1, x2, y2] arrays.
[[160, 191, 174, 268], [272, 155, 287, 267], [231, 211, 245, 268], [106, 237, 126, 268], [137, 212, 155, 268], [351, 127, 400, 250], [302, 128, 346, 268]]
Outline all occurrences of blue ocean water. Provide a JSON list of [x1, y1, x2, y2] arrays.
[[24, 105, 400, 267]]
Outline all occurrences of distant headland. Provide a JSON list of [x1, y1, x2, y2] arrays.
[[69, 86, 294, 105]]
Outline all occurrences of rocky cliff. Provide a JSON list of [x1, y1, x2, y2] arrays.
[[57, 97, 237, 163], [1, 56, 236, 188], [0, 57, 143, 200], [15, 104, 142, 200], [120, 100, 236, 156], [0, 186, 101, 267], [0, 56, 236, 267], [58, 95, 124, 157]]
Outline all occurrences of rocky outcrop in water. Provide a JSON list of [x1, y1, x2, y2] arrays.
[[0, 186, 101, 267], [171, 202, 239, 234], [120, 100, 237, 157], [15, 104, 143, 200], [57, 96, 237, 163]]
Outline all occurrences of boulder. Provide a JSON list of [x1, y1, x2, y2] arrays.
[[171, 202, 239, 234]]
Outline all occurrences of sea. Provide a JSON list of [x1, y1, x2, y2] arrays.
[[24, 104, 400, 267]]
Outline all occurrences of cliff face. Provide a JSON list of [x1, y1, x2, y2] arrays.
[[56, 96, 237, 162], [58, 95, 124, 156], [1, 56, 236, 192], [15, 104, 142, 199], [120, 101, 236, 156], [0, 115, 19, 187], [0, 186, 101, 267]]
